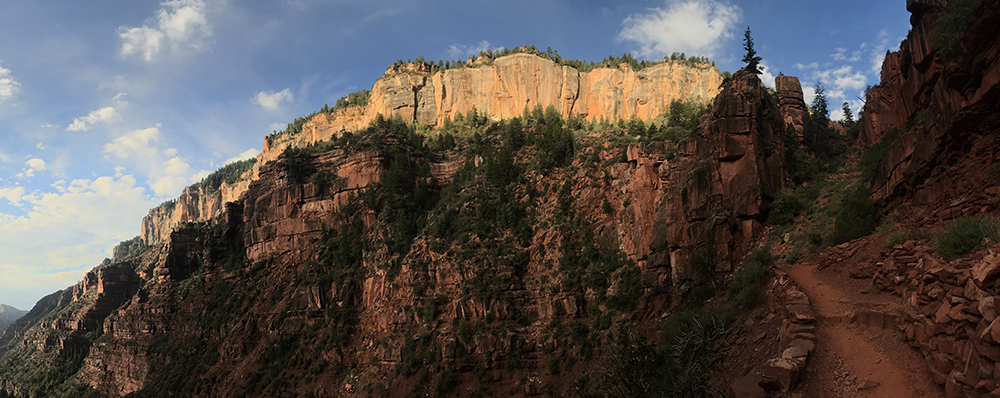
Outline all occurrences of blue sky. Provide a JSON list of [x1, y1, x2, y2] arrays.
[[0, 0, 909, 310]]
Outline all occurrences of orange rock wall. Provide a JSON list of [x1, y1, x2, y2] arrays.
[[268, 53, 722, 161], [140, 180, 251, 245], [142, 54, 721, 247]]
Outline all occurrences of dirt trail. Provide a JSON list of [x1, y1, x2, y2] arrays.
[[787, 262, 942, 398]]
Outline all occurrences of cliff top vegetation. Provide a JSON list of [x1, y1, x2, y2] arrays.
[[386, 45, 716, 77]]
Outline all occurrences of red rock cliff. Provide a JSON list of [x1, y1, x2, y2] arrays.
[[861, 0, 1000, 206]]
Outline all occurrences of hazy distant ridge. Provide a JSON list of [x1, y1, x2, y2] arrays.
[[0, 304, 27, 333]]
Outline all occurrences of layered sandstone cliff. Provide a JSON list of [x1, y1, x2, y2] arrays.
[[140, 180, 251, 245], [140, 53, 722, 247], [861, 0, 1000, 206]]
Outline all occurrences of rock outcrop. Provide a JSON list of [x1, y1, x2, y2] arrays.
[[658, 70, 785, 276], [860, 0, 1000, 206], [775, 75, 810, 139], [140, 180, 251, 245]]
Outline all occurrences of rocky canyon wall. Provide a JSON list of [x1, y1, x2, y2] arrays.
[[1, 66, 786, 397], [140, 53, 722, 247], [861, 0, 1000, 206]]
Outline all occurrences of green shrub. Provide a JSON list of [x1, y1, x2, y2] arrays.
[[884, 232, 911, 248], [728, 246, 772, 311], [786, 243, 803, 265], [279, 146, 316, 184], [192, 158, 257, 193], [935, 215, 1000, 259], [859, 127, 900, 185], [930, 0, 981, 59], [434, 370, 458, 395], [770, 189, 808, 225], [547, 357, 561, 375], [828, 185, 878, 245]]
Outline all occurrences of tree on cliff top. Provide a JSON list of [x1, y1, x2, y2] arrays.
[[742, 26, 762, 75]]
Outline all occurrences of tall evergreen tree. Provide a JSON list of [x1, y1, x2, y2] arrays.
[[841, 101, 855, 126], [742, 26, 762, 74], [812, 83, 829, 121]]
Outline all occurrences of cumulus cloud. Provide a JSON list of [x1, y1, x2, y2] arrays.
[[759, 62, 776, 89], [447, 40, 505, 59], [119, 0, 213, 61], [17, 158, 46, 178], [0, 186, 25, 205], [102, 126, 202, 198], [66, 107, 120, 132], [0, 175, 157, 309], [162, 156, 190, 176], [0, 62, 20, 104], [831, 46, 864, 63], [224, 148, 260, 165], [617, 0, 741, 59], [104, 127, 162, 160], [802, 85, 816, 107], [794, 62, 818, 70], [253, 89, 293, 112], [151, 175, 189, 196], [809, 65, 867, 100], [869, 29, 892, 73]]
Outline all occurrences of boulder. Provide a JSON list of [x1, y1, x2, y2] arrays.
[[729, 374, 769, 398]]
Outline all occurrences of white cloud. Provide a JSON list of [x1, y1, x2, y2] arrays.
[[831, 47, 848, 61], [112, 92, 129, 107], [151, 175, 189, 196], [0, 175, 157, 309], [253, 89, 293, 112], [162, 156, 190, 176], [809, 65, 867, 100], [104, 127, 161, 160], [833, 70, 866, 91], [103, 126, 201, 198], [447, 40, 505, 60], [794, 62, 818, 70], [22, 158, 46, 178], [0, 62, 20, 104], [40, 123, 57, 129], [869, 28, 891, 73], [120, 26, 164, 62], [66, 107, 120, 132], [224, 148, 259, 165], [759, 62, 775, 89], [802, 85, 816, 107], [189, 170, 211, 183], [0, 186, 25, 205], [617, 0, 742, 59], [119, 0, 213, 61]]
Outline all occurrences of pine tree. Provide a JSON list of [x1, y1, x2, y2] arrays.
[[742, 26, 762, 74], [812, 83, 829, 121], [841, 102, 855, 126]]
